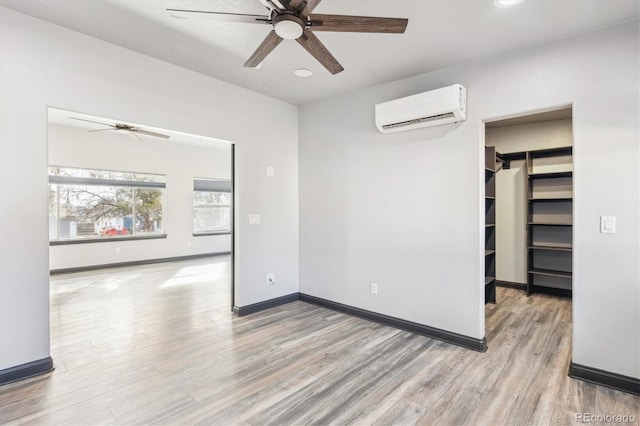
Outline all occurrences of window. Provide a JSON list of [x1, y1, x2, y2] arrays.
[[193, 179, 231, 235], [48, 166, 165, 242]]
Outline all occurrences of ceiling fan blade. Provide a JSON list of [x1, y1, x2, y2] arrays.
[[279, 0, 304, 11], [264, 0, 287, 10], [309, 15, 408, 33], [167, 9, 270, 24], [129, 132, 142, 141], [301, 0, 322, 16], [87, 128, 117, 132], [69, 117, 115, 127], [296, 30, 344, 74], [134, 129, 171, 139], [244, 30, 283, 68]]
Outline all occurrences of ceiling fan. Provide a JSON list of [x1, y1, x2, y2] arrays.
[[167, 0, 408, 75], [69, 117, 170, 140]]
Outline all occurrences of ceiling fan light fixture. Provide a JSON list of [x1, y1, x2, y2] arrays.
[[493, 0, 523, 7], [273, 14, 305, 40]]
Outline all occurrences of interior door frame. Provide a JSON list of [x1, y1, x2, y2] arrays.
[[230, 142, 236, 310], [481, 104, 574, 343]]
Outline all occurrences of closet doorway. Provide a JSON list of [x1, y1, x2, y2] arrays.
[[483, 107, 574, 342]]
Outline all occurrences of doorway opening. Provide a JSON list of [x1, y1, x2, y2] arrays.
[[483, 106, 574, 345], [47, 107, 236, 366]]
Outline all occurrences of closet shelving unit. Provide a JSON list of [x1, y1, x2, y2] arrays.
[[485, 146, 498, 304], [526, 146, 573, 297]]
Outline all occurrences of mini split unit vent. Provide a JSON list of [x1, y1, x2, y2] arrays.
[[375, 84, 467, 133]]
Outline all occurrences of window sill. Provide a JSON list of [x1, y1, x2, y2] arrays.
[[50, 234, 168, 246], [192, 231, 231, 237]]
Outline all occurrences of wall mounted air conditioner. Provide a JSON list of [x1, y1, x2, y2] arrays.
[[375, 84, 466, 134]]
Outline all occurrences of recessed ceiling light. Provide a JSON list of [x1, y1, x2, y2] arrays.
[[294, 68, 313, 77], [493, 0, 523, 7]]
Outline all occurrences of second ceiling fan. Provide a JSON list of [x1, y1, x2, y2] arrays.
[[69, 117, 170, 140], [167, 0, 408, 75]]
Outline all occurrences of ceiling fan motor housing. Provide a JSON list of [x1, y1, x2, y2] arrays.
[[273, 13, 306, 39]]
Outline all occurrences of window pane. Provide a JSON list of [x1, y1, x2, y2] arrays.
[[134, 173, 165, 183], [48, 185, 58, 239], [134, 188, 164, 234], [194, 191, 231, 233], [194, 191, 231, 206], [58, 184, 134, 239], [49, 167, 132, 181], [49, 166, 165, 184], [49, 166, 166, 242], [90, 170, 134, 181]]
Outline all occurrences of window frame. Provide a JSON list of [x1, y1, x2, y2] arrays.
[[48, 166, 167, 245], [192, 178, 232, 236]]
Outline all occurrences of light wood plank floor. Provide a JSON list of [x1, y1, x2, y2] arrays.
[[1, 256, 638, 425]]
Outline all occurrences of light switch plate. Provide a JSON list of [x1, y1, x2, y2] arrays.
[[266, 166, 275, 177], [600, 216, 616, 234], [248, 214, 261, 225]]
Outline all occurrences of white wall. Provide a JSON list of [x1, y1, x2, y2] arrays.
[[48, 123, 231, 270], [487, 119, 573, 284], [299, 21, 639, 378], [0, 7, 298, 371], [494, 160, 528, 284]]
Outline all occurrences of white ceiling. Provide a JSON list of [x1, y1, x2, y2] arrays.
[[1, 0, 638, 105], [48, 108, 232, 147]]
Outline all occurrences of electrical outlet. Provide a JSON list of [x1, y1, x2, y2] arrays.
[[115, 247, 121, 254], [266, 273, 275, 285], [370, 282, 378, 294]]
